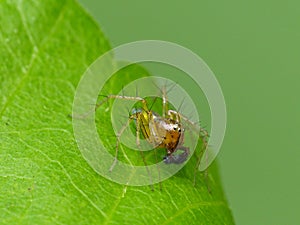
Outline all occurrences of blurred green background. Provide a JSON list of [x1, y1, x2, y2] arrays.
[[78, 1, 300, 224]]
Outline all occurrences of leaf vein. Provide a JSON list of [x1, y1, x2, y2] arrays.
[[18, 138, 108, 219], [16, 0, 36, 47], [160, 201, 226, 225], [0, 1, 68, 117], [0, 32, 24, 68]]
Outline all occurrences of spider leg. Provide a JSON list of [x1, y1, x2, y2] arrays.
[[96, 95, 148, 112], [109, 115, 135, 172], [136, 113, 154, 191], [70, 94, 148, 119], [194, 127, 209, 187], [162, 82, 180, 118], [153, 148, 163, 190], [161, 85, 168, 118], [169, 110, 209, 186]]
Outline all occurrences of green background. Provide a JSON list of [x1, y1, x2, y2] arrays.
[[78, 0, 300, 224]]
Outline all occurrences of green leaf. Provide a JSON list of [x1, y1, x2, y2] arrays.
[[0, 0, 234, 224]]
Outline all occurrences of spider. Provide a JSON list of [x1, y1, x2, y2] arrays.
[[95, 87, 209, 186]]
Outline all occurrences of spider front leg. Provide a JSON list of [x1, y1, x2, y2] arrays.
[[70, 94, 148, 119], [105, 94, 148, 172], [135, 112, 154, 190], [109, 104, 155, 190], [109, 115, 135, 172], [96, 94, 148, 112]]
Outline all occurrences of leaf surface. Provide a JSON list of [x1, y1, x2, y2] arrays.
[[0, 0, 234, 224]]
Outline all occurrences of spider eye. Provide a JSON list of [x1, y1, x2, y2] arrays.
[[178, 128, 181, 132], [173, 127, 177, 130]]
